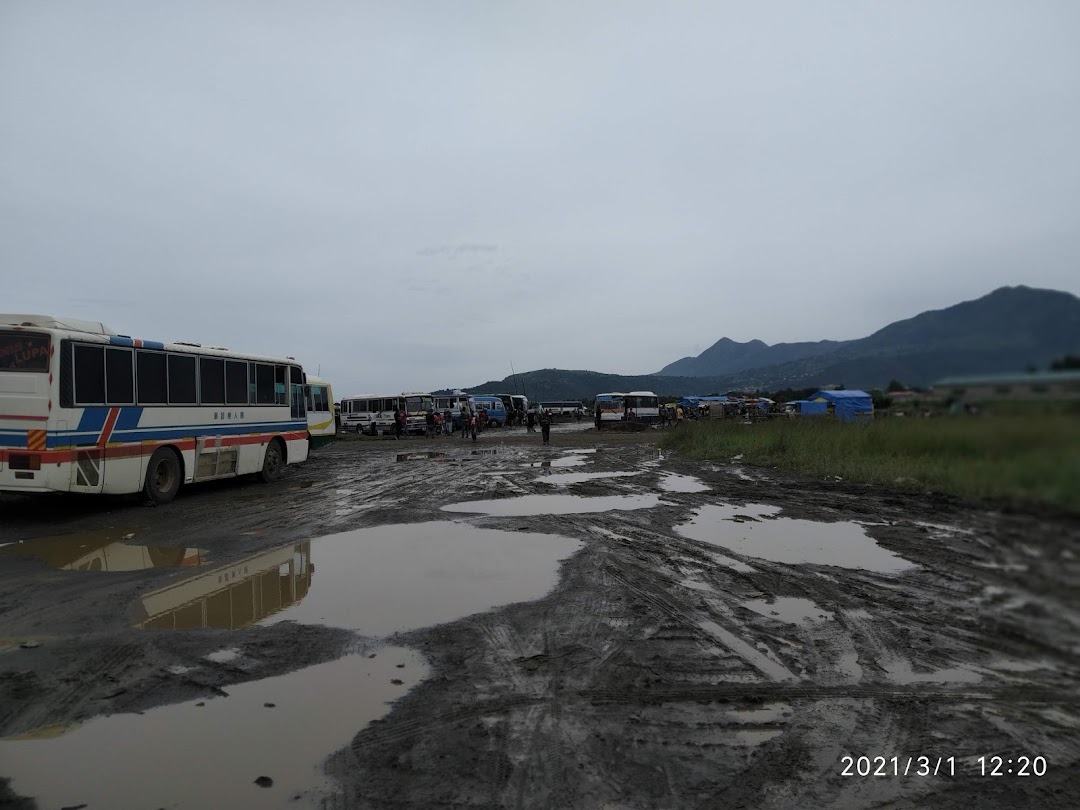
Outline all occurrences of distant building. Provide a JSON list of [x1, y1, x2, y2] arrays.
[[932, 371, 1080, 402]]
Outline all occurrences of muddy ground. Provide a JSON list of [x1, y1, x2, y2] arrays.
[[1, 423, 1078, 808]]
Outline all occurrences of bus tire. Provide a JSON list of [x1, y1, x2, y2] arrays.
[[258, 438, 286, 483], [144, 447, 182, 505]]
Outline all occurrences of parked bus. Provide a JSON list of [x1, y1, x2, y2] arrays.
[[493, 393, 528, 424], [0, 315, 309, 504], [593, 393, 625, 426], [304, 375, 336, 449], [338, 393, 434, 435], [624, 391, 660, 423], [538, 400, 584, 418], [469, 395, 508, 427]]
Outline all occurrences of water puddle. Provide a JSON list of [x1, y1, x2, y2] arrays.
[[137, 542, 312, 630], [471, 449, 498, 456], [525, 456, 588, 468], [561, 448, 598, 454], [396, 452, 447, 462], [740, 597, 834, 624], [1, 528, 204, 572], [442, 493, 669, 517], [676, 504, 914, 574], [536, 471, 642, 486], [258, 522, 581, 636], [0, 647, 427, 810], [658, 473, 711, 493]]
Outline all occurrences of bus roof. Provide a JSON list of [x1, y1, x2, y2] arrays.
[[627, 391, 657, 396], [595, 392, 626, 397], [0, 314, 117, 335]]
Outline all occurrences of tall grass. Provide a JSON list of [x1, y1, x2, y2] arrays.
[[660, 415, 1080, 512]]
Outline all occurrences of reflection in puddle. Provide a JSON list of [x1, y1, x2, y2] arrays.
[[677, 504, 914, 574], [740, 597, 834, 624], [138, 543, 311, 630], [536, 471, 642, 486], [0, 648, 427, 810], [658, 473, 711, 493], [2, 528, 203, 572], [396, 452, 447, 462], [525, 456, 588, 468], [442, 494, 669, 517], [261, 522, 581, 636]]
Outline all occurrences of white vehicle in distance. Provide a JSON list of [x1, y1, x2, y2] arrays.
[[624, 391, 660, 423], [537, 400, 584, 418], [338, 393, 433, 435], [593, 393, 625, 424], [304, 375, 336, 449]]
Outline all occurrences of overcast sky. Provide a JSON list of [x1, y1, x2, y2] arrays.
[[2, 1, 1078, 394]]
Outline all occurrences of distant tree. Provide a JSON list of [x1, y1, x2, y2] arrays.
[[872, 393, 893, 410], [886, 379, 906, 392], [1050, 355, 1080, 370]]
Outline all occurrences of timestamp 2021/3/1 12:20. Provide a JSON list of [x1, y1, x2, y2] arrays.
[[841, 755, 1048, 777]]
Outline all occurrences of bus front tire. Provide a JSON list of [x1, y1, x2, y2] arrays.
[[144, 447, 182, 505], [259, 439, 285, 483]]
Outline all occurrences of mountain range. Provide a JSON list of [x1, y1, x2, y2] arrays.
[[470, 286, 1080, 401]]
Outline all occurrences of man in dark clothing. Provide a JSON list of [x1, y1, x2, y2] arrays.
[[425, 409, 436, 439], [539, 409, 552, 445], [526, 409, 536, 432], [394, 409, 404, 440]]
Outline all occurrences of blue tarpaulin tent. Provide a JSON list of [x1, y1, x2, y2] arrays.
[[788, 399, 828, 416], [808, 390, 874, 422]]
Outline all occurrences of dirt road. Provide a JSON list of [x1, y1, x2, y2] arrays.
[[1, 425, 1078, 808]]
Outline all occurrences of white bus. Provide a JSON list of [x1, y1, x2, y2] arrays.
[[593, 393, 625, 424], [624, 391, 660, 423], [538, 400, 584, 418], [338, 393, 434, 435], [0, 315, 310, 504], [304, 375, 336, 450]]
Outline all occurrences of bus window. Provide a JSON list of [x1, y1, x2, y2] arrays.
[[105, 347, 134, 404], [74, 344, 106, 404], [0, 331, 50, 371], [199, 357, 226, 405], [225, 360, 248, 405], [168, 354, 197, 404], [136, 350, 168, 404]]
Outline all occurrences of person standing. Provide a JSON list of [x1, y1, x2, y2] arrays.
[[443, 407, 453, 435], [470, 411, 478, 442], [526, 408, 536, 432], [426, 409, 436, 439], [539, 409, 552, 445], [393, 408, 403, 440], [459, 404, 469, 438], [675, 405, 684, 427]]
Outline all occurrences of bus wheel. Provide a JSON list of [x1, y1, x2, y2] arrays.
[[144, 447, 181, 505], [259, 439, 285, 483]]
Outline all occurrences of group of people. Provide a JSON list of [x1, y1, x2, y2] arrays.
[[416, 405, 553, 444]]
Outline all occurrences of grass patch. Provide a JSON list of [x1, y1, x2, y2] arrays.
[[660, 416, 1080, 512]]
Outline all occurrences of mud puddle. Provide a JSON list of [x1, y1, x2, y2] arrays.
[[442, 493, 670, 516], [677, 503, 914, 573], [740, 597, 834, 624], [0, 647, 427, 810], [525, 456, 588, 468], [658, 473, 711, 493], [255, 522, 582, 636], [2, 528, 204, 571], [536, 471, 642, 485]]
